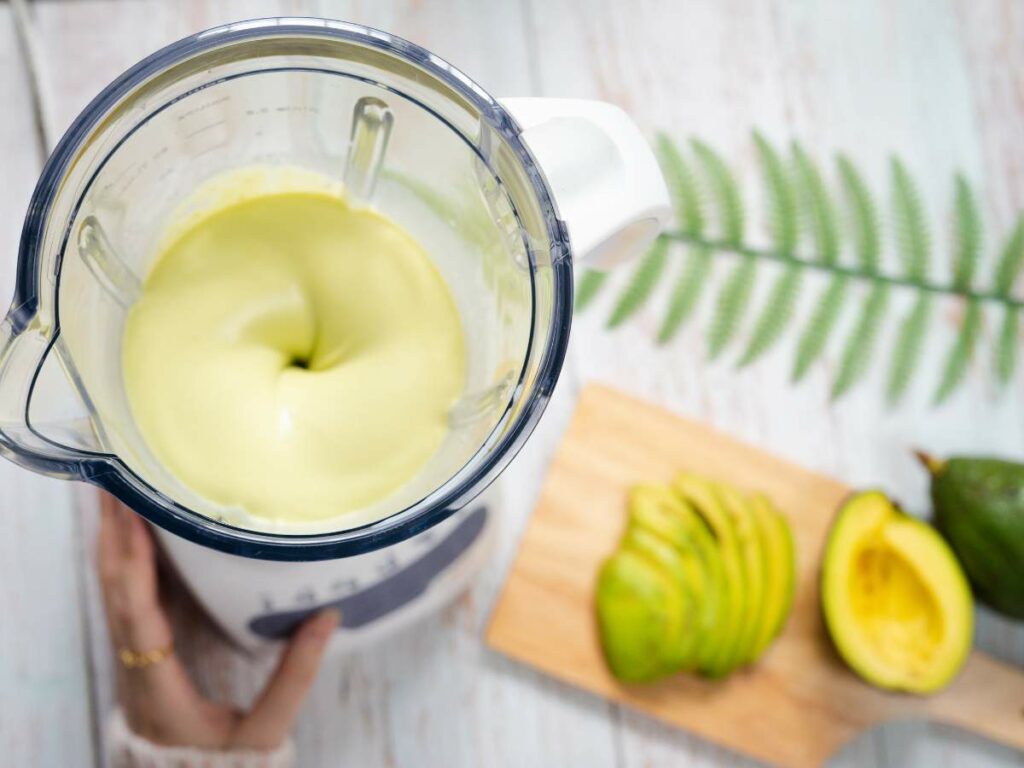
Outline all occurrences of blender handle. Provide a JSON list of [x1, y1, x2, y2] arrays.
[[0, 318, 90, 479], [499, 98, 671, 268]]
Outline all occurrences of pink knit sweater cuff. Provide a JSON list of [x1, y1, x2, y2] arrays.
[[107, 709, 296, 768]]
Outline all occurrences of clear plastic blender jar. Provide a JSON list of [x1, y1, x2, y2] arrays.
[[0, 18, 668, 646]]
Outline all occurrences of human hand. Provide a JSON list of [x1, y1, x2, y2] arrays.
[[97, 492, 339, 750]]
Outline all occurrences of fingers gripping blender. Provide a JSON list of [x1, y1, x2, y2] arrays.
[[0, 18, 669, 650]]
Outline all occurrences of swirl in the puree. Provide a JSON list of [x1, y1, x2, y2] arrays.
[[123, 184, 465, 525]]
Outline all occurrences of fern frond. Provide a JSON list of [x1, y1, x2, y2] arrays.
[[885, 294, 932, 403], [997, 306, 1018, 384], [994, 215, 1024, 295], [753, 131, 798, 255], [890, 157, 930, 280], [658, 246, 713, 344], [708, 255, 757, 358], [692, 139, 745, 246], [656, 134, 703, 235], [607, 239, 670, 328], [953, 174, 982, 290], [581, 133, 1022, 405], [934, 299, 983, 403], [575, 269, 609, 311], [836, 155, 881, 271], [792, 275, 849, 381], [831, 283, 889, 399], [793, 142, 839, 265], [739, 263, 802, 366]]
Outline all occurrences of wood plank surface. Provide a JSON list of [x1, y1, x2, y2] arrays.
[[0, 3, 95, 766], [2, 1, 1023, 767], [487, 385, 1024, 767]]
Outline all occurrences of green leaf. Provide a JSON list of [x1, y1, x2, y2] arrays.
[[607, 239, 670, 328], [792, 142, 839, 265], [708, 254, 757, 358], [575, 269, 609, 311], [890, 157, 930, 281], [997, 306, 1018, 384], [738, 263, 802, 366], [994, 215, 1024, 296], [831, 283, 889, 399], [753, 131, 798, 255], [885, 294, 932, 404], [692, 139, 745, 246], [952, 174, 982, 291], [658, 246, 713, 344], [656, 134, 703, 235], [934, 299, 983, 404], [836, 155, 881, 271], [792, 275, 849, 381]]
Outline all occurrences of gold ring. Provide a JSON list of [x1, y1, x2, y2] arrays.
[[117, 643, 174, 670]]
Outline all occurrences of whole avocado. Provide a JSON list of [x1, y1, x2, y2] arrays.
[[921, 453, 1024, 620]]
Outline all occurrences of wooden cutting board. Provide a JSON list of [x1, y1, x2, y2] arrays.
[[486, 385, 1024, 768]]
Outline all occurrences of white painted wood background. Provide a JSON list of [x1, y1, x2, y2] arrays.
[[1, 1, 1022, 766]]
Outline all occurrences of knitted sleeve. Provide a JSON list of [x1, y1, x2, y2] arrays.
[[107, 709, 296, 768]]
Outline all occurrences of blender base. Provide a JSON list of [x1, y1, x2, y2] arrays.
[[154, 488, 498, 654]]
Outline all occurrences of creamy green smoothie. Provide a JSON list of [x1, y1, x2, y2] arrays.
[[122, 172, 465, 525]]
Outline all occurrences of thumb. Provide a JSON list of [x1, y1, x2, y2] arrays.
[[232, 609, 339, 750]]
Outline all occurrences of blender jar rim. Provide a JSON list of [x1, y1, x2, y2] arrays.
[[4, 17, 574, 560]]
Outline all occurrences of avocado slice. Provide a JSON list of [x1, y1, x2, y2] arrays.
[[628, 484, 695, 550], [713, 482, 766, 670], [595, 548, 689, 683], [821, 491, 973, 693], [627, 485, 723, 674], [621, 526, 701, 672], [673, 473, 747, 677], [747, 494, 797, 662]]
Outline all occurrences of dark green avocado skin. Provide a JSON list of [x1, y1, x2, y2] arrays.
[[932, 458, 1024, 620]]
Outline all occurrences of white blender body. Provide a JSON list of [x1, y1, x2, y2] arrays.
[[0, 19, 669, 650], [160, 501, 495, 650]]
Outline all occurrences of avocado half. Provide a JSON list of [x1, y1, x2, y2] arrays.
[[821, 491, 973, 694]]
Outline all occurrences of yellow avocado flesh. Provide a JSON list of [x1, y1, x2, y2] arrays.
[[674, 474, 746, 676], [822, 491, 973, 693], [122, 181, 465, 525]]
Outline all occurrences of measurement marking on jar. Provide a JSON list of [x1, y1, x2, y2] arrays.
[[175, 94, 230, 121], [182, 120, 227, 140]]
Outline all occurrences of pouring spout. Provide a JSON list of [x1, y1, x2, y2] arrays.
[[0, 318, 94, 480]]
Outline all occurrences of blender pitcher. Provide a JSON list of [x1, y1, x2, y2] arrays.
[[0, 18, 669, 649]]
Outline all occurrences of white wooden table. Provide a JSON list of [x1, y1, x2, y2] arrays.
[[1, 1, 1022, 766]]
